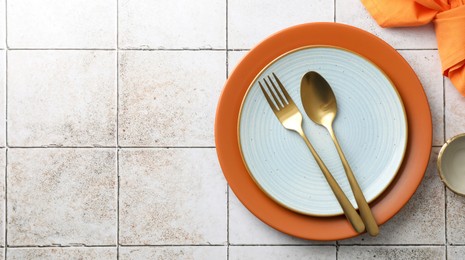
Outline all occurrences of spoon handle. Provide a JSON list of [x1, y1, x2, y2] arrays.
[[296, 128, 365, 233], [328, 126, 380, 236]]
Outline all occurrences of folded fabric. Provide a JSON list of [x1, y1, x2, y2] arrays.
[[361, 0, 465, 96]]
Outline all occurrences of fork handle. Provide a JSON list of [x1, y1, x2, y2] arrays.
[[297, 129, 366, 233]]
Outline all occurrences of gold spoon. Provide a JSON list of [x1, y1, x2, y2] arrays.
[[300, 71, 379, 236]]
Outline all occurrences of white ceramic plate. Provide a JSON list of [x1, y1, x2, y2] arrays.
[[238, 46, 407, 216]]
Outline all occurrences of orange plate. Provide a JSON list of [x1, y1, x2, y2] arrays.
[[215, 23, 432, 241]]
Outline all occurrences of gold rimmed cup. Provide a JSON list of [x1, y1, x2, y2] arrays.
[[438, 133, 465, 196]]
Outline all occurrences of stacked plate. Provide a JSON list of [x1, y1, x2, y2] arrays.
[[215, 23, 432, 240]]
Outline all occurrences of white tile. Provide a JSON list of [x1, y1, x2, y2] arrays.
[[229, 246, 335, 260], [7, 149, 117, 246], [340, 148, 445, 244], [336, 0, 437, 49], [398, 50, 444, 146], [119, 51, 225, 146], [7, 0, 116, 48], [8, 51, 117, 147], [8, 247, 117, 260], [0, 0, 5, 49], [120, 246, 227, 260], [119, 0, 225, 49], [0, 51, 4, 147], [445, 78, 465, 140], [339, 246, 445, 260], [447, 189, 465, 244], [228, 51, 248, 76], [448, 246, 465, 260], [229, 0, 333, 49], [229, 191, 330, 245], [119, 148, 227, 244], [0, 150, 4, 245]]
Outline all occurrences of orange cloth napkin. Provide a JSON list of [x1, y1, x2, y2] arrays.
[[361, 0, 465, 96]]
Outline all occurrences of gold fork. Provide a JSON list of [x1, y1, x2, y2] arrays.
[[259, 73, 365, 233]]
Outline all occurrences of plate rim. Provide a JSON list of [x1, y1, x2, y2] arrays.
[[215, 22, 432, 240], [237, 45, 409, 217]]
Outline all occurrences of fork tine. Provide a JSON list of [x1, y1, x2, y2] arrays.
[[272, 73, 292, 102], [267, 75, 287, 106], [259, 81, 278, 111], [263, 77, 283, 109]]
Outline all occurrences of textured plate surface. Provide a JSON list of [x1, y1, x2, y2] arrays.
[[239, 46, 407, 216], [215, 22, 432, 241]]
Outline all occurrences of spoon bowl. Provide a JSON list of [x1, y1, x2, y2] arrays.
[[300, 71, 337, 128]]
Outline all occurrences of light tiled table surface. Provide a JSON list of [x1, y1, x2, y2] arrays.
[[0, 0, 462, 259]]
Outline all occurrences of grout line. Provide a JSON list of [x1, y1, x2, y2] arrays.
[[336, 240, 339, 260], [8, 48, 116, 51], [229, 244, 334, 247], [1, 48, 442, 52], [121, 244, 338, 247], [225, 0, 229, 78], [4, 5, 7, 150], [119, 48, 226, 51], [3, 156, 6, 254], [116, 0, 120, 259], [336, 244, 446, 247], [119, 244, 227, 247], [4, 0, 7, 50], [0, 243, 454, 248], [225, 49, 229, 79], [0, 47, 433, 53], [334, 0, 336, 23], [443, 77, 446, 142], [6, 146, 216, 149], [7, 245, 117, 249], [225, 0, 230, 259], [3, 50, 6, 150], [441, 76, 447, 260], [445, 179, 448, 258], [6, 146, 121, 149], [226, 185, 230, 258], [116, 149, 120, 260], [6, 48, 252, 51], [227, 49, 249, 52], [445, 185, 448, 246], [4, 0, 8, 256]]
